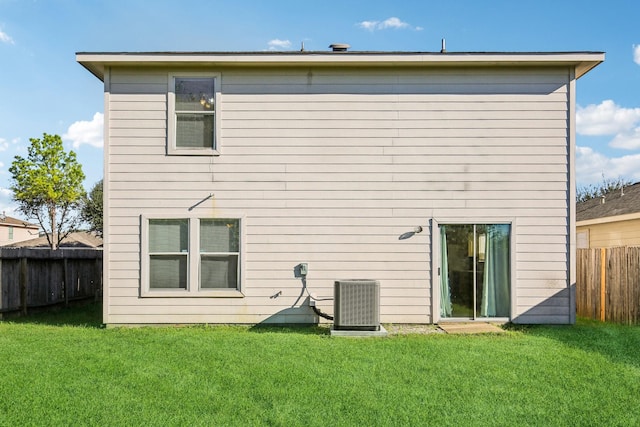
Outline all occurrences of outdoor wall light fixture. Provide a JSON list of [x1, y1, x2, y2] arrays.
[[398, 226, 423, 240]]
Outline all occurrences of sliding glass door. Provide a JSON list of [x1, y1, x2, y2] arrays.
[[440, 224, 510, 319]]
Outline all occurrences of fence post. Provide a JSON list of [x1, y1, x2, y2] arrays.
[[0, 257, 3, 319], [600, 248, 606, 322], [20, 256, 28, 315], [94, 255, 102, 302], [63, 257, 69, 307]]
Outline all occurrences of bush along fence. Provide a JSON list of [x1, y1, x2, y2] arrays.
[[0, 248, 102, 316], [576, 247, 640, 325]]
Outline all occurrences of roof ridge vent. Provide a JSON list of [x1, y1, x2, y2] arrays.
[[329, 43, 350, 52]]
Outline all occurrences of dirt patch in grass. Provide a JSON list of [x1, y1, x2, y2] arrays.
[[383, 324, 444, 335], [437, 322, 506, 334]]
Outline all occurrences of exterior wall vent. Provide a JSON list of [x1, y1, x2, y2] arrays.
[[329, 43, 350, 52], [334, 279, 380, 330]]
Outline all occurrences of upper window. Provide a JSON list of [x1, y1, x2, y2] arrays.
[[168, 73, 221, 155], [142, 216, 243, 297]]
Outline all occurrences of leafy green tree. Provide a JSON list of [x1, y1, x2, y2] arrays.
[[9, 133, 86, 249], [81, 179, 103, 236]]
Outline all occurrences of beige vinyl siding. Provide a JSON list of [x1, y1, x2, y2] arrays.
[[105, 66, 572, 325], [0, 224, 38, 246], [577, 219, 640, 248]]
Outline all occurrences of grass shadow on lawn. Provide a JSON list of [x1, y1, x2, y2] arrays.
[[506, 319, 640, 369], [3, 303, 333, 334], [2, 301, 104, 329]]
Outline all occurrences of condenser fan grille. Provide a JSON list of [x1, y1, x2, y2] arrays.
[[334, 280, 380, 331]]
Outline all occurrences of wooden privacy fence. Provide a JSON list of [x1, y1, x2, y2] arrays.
[[0, 248, 102, 315], [576, 247, 640, 325]]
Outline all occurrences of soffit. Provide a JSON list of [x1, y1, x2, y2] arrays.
[[77, 51, 605, 82]]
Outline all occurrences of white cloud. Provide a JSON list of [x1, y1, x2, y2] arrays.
[[577, 100, 640, 135], [357, 17, 422, 31], [610, 127, 640, 150], [576, 146, 640, 185], [0, 29, 14, 45], [267, 39, 292, 50], [0, 186, 13, 205], [0, 137, 18, 153], [358, 20, 379, 31], [577, 100, 640, 149], [63, 112, 104, 148], [379, 17, 409, 30], [634, 44, 640, 66], [0, 187, 19, 219]]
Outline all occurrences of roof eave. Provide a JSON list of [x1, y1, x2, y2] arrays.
[[577, 211, 640, 226], [76, 51, 605, 82]]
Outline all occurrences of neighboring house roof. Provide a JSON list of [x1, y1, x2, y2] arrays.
[[576, 182, 640, 223], [0, 214, 40, 230], [3, 231, 103, 249]]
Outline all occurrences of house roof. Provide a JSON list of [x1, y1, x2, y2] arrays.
[[576, 182, 640, 224], [3, 231, 103, 249], [77, 50, 605, 82], [0, 214, 39, 229]]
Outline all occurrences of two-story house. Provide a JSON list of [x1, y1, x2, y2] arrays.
[[78, 47, 603, 326]]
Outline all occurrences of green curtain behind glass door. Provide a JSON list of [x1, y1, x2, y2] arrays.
[[480, 224, 510, 317], [440, 226, 452, 317]]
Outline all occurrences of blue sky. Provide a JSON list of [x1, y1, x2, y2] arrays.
[[1, 0, 640, 218]]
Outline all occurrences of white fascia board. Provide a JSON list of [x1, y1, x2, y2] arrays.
[[77, 51, 605, 82], [577, 211, 640, 227]]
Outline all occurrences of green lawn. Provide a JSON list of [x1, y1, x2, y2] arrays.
[[1, 304, 639, 426]]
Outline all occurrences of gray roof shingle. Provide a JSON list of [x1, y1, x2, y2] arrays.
[[576, 182, 640, 222], [0, 215, 39, 229], [3, 231, 103, 248]]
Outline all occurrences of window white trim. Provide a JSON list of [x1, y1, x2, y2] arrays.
[[431, 217, 515, 323], [167, 72, 221, 156], [141, 214, 244, 298]]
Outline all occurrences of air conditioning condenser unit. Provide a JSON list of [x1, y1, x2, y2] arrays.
[[333, 279, 380, 331]]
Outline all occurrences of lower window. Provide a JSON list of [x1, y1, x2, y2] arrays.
[[199, 219, 240, 289], [143, 216, 242, 296]]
